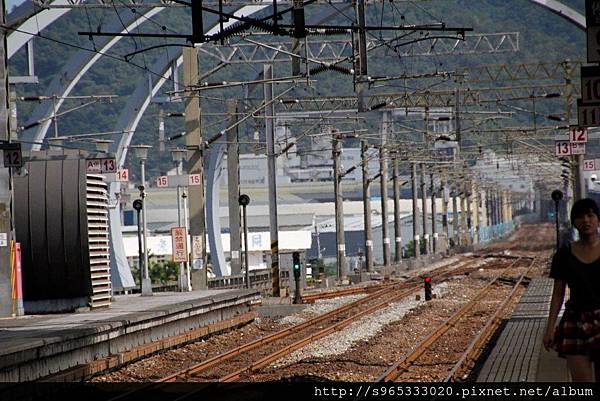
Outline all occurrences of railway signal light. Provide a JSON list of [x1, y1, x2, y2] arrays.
[[292, 251, 301, 279], [424, 276, 432, 301], [292, 251, 302, 304]]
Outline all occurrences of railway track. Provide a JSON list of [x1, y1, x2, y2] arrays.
[[375, 256, 536, 382], [80, 223, 555, 391], [152, 256, 494, 384], [300, 256, 475, 304], [300, 282, 395, 304]]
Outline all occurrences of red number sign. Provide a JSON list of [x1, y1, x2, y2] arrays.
[[156, 176, 169, 188], [555, 141, 571, 156], [116, 169, 129, 182], [188, 174, 201, 186], [570, 127, 588, 143]]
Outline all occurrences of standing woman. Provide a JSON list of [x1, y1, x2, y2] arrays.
[[544, 198, 600, 382]]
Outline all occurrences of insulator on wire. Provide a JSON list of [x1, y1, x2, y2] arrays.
[[307, 27, 350, 36], [309, 64, 353, 76], [209, 18, 289, 42], [212, 21, 250, 41], [369, 102, 388, 111]]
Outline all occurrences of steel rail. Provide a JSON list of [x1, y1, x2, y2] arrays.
[[158, 257, 485, 383], [443, 257, 537, 382], [219, 257, 499, 382], [299, 256, 478, 304], [375, 257, 531, 382], [158, 285, 392, 382], [219, 285, 422, 382], [300, 283, 394, 304]]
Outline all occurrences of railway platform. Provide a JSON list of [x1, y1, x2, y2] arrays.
[[0, 289, 260, 382], [477, 277, 569, 382]]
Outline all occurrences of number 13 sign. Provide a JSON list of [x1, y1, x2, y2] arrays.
[[555, 141, 571, 156], [556, 141, 587, 156]]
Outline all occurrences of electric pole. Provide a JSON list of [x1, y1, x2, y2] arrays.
[[291, 0, 305, 76], [380, 145, 390, 269], [333, 134, 346, 281], [355, 0, 368, 112], [466, 182, 473, 246], [460, 187, 468, 246], [430, 172, 437, 253], [361, 140, 373, 272], [564, 60, 585, 200], [264, 64, 280, 296], [485, 189, 492, 227], [420, 163, 429, 255], [393, 155, 402, 263], [452, 186, 459, 246], [441, 173, 450, 250], [411, 162, 420, 258], [498, 190, 503, 224], [455, 74, 463, 145], [226, 99, 242, 275], [183, 47, 207, 289]]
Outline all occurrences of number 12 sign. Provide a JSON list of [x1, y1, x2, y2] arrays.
[[570, 127, 588, 143]]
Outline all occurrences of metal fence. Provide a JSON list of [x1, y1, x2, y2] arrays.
[[207, 269, 290, 294]]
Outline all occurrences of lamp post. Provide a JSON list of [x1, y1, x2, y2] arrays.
[[94, 139, 113, 153], [239, 194, 250, 289], [131, 144, 152, 296], [171, 148, 188, 291], [551, 190, 563, 252], [132, 199, 144, 288], [182, 190, 192, 291]]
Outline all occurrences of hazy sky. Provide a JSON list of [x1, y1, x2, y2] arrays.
[[7, 0, 26, 12]]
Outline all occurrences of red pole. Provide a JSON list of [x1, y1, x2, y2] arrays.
[[11, 242, 24, 315], [15, 243, 22, 301]]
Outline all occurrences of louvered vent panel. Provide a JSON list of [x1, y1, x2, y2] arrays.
[[86, 175, 111, 309]]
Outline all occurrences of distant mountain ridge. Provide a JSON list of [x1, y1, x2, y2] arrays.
[[8, 0, 589, 178]]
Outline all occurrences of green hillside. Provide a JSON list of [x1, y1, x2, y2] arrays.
[[8, 0, 589, 179]]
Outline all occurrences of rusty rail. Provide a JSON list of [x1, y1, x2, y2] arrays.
[[301, 256, 476, 304], [159, 285, 393, 382], [300, 282, 393, 303], [375, 257, 533, 382], [443, 257, 537, 382], [220, 285, 421, 382], [157, 256, 492, 383]]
